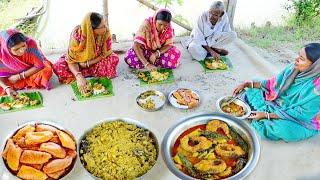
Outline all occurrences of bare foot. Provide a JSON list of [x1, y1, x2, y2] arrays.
[[212, 48, 229, 56]]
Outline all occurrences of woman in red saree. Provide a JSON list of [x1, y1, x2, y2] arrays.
[[124, 9, 181, 71], [0, 29, 53, 97], [53, 12, 119, 94]]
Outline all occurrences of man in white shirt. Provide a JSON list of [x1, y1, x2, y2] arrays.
[[185, 1, 237, 61]]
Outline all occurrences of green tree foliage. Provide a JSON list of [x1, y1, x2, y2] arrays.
[[286, 0, 320, 25], [149, 0, 184, 8]]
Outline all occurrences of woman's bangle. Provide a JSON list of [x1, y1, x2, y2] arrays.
[[75, 72, 82, 78], [156, 50, 161, 58], [18, 73, 22, 80], [86, 61, 90, 68], [144, 62, 150, 67], [265, 111, 270, 120], [3, 86, 11, 92], [22, 71, 26, 79]]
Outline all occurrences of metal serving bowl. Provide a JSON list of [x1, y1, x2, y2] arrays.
[[216, 96, 252, 119], [136, 90, 166, 112], [1, 121, 77, 179], [162, 113, 260, 180], [78, 117, 159, 179]]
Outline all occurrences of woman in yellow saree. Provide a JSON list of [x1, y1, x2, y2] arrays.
[[53, 12, 119, 93]]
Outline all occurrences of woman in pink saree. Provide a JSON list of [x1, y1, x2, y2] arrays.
[[125, 9, 181, 71]]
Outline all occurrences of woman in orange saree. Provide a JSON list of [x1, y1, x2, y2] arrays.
[[0, 29, 53, 97], [53, 12, 119, 94]]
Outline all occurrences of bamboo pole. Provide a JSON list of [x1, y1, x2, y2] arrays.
[[223, 0, 237, 30], [136, 0, 192, 31], [103, 0, 109, 26]]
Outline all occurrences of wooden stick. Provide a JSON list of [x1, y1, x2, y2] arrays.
[[136, 0, 192, 31]]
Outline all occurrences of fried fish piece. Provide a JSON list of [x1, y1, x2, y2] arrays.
[[43, 156, 73, 174], [25, 131, 54, 145], [17, 165, 48, 180], [39, 142, 66, 158], [49, 135, 61, 145], [20, 150, 52, 164], [57, 130, 76, 150]]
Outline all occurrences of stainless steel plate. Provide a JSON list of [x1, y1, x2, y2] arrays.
[[136, 90, 166, 112], [78, 117, 159, 179], [216, 96, 252, 119], [161, 112, 260, 180], [1, 121, 77, 180], [168, 88, 200, 109]]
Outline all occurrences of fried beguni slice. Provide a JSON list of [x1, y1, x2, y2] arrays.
[[47, 169, 65, 179], [6, 143, 22, 171], [57, 130, 76, 150], [35, 124, 59, 134], [25, 131, 54, 145], [39, 142, 66, 158], [43, 156, 73, 174], [20, 150, 52, 164], [17, 165, 48, 180], [2, 139, 14, 159], [12, 125, 35, 142]]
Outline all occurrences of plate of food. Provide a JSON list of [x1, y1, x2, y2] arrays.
[[0, 92, 43, 113], [168, 88, 200, 109], [200, 56, 232, 72], [136, 68, 174, 85], [71, 78, 114, 101], [79, 118, 159, 180], [136, 90, 166, 111], [216, 96, 251, 119], [1, 122, 77, 180]]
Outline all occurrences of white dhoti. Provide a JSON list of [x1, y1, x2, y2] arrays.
[[185, 11, 237, 61], [187, 31, 237, 61]]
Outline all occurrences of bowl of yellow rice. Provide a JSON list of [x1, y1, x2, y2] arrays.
[[78, 118, 159, 179]]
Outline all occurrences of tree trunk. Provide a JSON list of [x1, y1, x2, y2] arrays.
[[102, 0, 109, 26], [136, 0, 192, 31], [223, 0, 237, 30]]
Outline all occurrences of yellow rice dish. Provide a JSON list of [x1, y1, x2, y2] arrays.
[[79, 120, 158, 180]]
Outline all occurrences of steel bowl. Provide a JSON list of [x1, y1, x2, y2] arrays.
[[136, 90, 166, 112], [162, 113, 260, 180], [168, 88, 200, 109], [216, 96, 252, 119], [1, 121, 77, 180], [78, 117, 159, 179]]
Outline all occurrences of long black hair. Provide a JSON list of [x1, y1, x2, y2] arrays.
[[7, 33, 27, 48], [90, 12, 103, 30], [305, 43, 320, 63], [155, 11, 172, 23]]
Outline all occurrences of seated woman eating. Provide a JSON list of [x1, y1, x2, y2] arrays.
[[185, 1, 236, 61], [125, 9, 181, 71], [53, 12, 119, 93], [0, 29, 53, 97], [233, 43, 320, 142]]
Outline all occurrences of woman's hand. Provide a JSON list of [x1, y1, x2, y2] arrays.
[[145, 63, 157, 71], [75, 74, 87, 94], [248, 111, 267, 120], [8, 74, 20, 84], [5, 87, 17, 98], [149, 53, 158, 65], [79, 61, 89, 68], [233, 82, 249, 96]]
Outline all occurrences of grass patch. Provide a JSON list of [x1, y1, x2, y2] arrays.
[[0, 0, 41, 36], [237, 18, 320, 52]]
